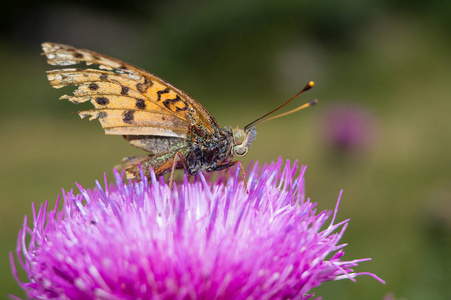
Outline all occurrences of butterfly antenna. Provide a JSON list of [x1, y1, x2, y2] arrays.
[[244, 81, 316, 131]]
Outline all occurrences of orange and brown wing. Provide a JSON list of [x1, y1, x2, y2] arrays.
[[42, 42, 219, 138]]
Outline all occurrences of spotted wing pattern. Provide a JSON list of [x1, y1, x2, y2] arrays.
[[42, 43, 219, 138]]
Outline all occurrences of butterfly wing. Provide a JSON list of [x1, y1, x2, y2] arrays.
[[42, 43, 219, 138]]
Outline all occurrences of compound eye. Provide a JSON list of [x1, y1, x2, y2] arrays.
[[234, 147, 248, 157]]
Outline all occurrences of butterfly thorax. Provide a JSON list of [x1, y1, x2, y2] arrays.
[[184, 125, 257, 175], [185, 128, 234, 175]]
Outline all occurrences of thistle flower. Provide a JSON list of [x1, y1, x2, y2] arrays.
[[11, 159, 384, 299]]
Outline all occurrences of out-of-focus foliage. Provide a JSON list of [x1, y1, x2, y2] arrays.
[[1, 1, 450, 299]]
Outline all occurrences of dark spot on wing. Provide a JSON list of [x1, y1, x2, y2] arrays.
[[96, 97, 109, 105], [163, 95, 188, 112], [99, 74, 108, 80], [123, 110, 135, 124], [98, 111, 107, 119], [135, 99, 146, 109], [136, 77, 153, 93], [121, 85, 129, 96], [88, 83, 99, 90], [157, 88, 170, 101], [73, 52, 84, 59], [92, 55, 100, 60]]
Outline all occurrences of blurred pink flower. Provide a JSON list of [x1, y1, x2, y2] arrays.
[[320, 103, 376, 154], [11, 159, 384, 299]]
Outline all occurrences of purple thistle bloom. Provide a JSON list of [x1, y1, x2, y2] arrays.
[[11, 159, 384, 299]]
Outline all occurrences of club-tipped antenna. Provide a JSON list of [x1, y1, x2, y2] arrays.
[[244, 81, 316, 131]]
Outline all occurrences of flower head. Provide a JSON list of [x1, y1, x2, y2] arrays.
[[11, 159, 384, 299]]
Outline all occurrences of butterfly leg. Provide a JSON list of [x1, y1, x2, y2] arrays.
[[188, 125, 195, 142], [121, 146, 188, 181], [118, 155, 154, 178], [169, 151, 187, 189], [208, 161, 249, 194]]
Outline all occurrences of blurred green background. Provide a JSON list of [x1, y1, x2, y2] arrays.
[[1, 0, 450, 299]]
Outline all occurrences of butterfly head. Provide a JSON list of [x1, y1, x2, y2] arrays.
[[231, 126, 257, 157]]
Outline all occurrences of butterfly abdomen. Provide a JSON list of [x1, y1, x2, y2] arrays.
[[123, 135, 185, 154]]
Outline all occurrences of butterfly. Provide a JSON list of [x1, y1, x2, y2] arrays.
[[42, 42, 316, 188]]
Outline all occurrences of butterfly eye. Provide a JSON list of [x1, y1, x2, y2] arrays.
[[234, 146, 248, 157]]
